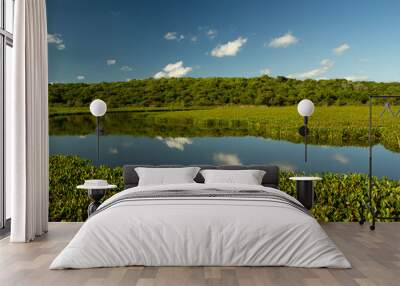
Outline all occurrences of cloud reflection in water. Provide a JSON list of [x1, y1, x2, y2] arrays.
[[156, 136, 193, 151]]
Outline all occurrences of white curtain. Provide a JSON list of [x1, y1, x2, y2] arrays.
[[7, 0, 49, 242]]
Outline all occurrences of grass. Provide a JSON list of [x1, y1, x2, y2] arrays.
[[148, 105, 376, 127], [49, 105, 209, 116], [147, 105, 400, 150]]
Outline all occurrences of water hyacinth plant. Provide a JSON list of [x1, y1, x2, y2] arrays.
[[49, 155, 400, 222]]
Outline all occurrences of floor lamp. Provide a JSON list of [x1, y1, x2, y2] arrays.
[[90, 99, 107, 164], [359, 95, 400, 230], [297, 99, 315, 162]]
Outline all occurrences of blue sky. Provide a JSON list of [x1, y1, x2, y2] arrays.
[[47, 0, 400, 83]]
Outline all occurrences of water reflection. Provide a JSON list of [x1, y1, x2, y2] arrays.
[[213, 153, 242, 165], [49, 113, 400, 179], [49, 133, 400, 179], [156, 136, 193, 151], [331, 153, 349, 165]]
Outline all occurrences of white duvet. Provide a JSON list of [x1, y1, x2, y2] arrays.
[[50, 183, 351, 269]]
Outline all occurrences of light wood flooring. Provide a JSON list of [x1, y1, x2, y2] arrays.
[[0, 222, 399, 286]]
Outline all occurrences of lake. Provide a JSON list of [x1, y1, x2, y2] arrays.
[[49, 112, 400, 179]]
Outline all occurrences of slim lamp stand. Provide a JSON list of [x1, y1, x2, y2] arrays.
[[96, 116, 100, 165], [90, 99, 107, 166], [359, 95, 400, 230], [297, 99, 314, 163], [304, 116, 308, 163]]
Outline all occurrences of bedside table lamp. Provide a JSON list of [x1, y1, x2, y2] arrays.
[[90, 99, 107, 164], [297, 99, 315, 162]]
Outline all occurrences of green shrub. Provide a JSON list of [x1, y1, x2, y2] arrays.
[[49, 155, 124, 221], [50, 155, 400, 222]]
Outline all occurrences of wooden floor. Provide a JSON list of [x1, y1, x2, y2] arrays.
[[0, 223, 399, 286]]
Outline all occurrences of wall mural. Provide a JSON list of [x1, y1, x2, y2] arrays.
[[47, 0, 400, 221]]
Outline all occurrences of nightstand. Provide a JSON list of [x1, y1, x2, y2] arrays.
[[289, 176, 322, 210], [77, 182, 117, 216]]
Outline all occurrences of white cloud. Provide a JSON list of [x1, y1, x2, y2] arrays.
[[165, 32, 178, 40], [320, 58, 332, 67], [213, 153, 241, 165], [268, 32, 298, 48], [107, 59, 117, 65], [191, 36, 198, 42], [333, 43, 350, 55], [156, 136, 193, 151], [344, 75, 369, 81], [47, 34, 63, 44], [332, 153, 349, 164], [260, 68, 271, 75], [77, 75, 85, 80], [154, 61, 192, 79], [211, 37, 247, 57], [56, 44, 66, 50], [198, 26, 218, 39], [120, 65, 133, 72], [289, 59, 334, 79], [206, 29, 218, 39], [47, 33, 66, 50], [164, 32, 184, 41]]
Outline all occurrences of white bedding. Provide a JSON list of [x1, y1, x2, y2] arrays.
[[50, 183, 351, 269]]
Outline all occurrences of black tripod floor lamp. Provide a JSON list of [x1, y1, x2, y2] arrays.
[[359, 95, 400, 230], [89, 99, 107, 165]]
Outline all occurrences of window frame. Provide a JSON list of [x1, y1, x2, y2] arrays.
[[0, 0, 13, 231]]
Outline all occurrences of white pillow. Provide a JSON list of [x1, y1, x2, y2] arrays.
[[200, 169, 266, 185], [135, 167, 200, 186]]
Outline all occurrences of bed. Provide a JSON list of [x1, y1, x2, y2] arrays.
[[50, 165, 351, 269]]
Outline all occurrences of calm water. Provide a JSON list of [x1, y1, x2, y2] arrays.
[[49, 113, 400, 179]]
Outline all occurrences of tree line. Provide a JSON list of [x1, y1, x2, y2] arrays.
[[49, 76, 400, 107]]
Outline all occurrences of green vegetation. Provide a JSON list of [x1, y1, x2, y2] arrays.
[[49, 105, 207, 116], [48, 77, 400, 221], [49, 155, 123, 222], [148, 105, 400, 151], [49, 76, 400, 108], [49, 106, 400, 151], [50, 155, 400, 222]]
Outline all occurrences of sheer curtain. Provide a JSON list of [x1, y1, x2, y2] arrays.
[[7, 0, 49, 242]]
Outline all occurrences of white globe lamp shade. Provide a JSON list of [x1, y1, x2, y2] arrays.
[[90, 99, 107, 117], [297, 99, 315, 117]]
